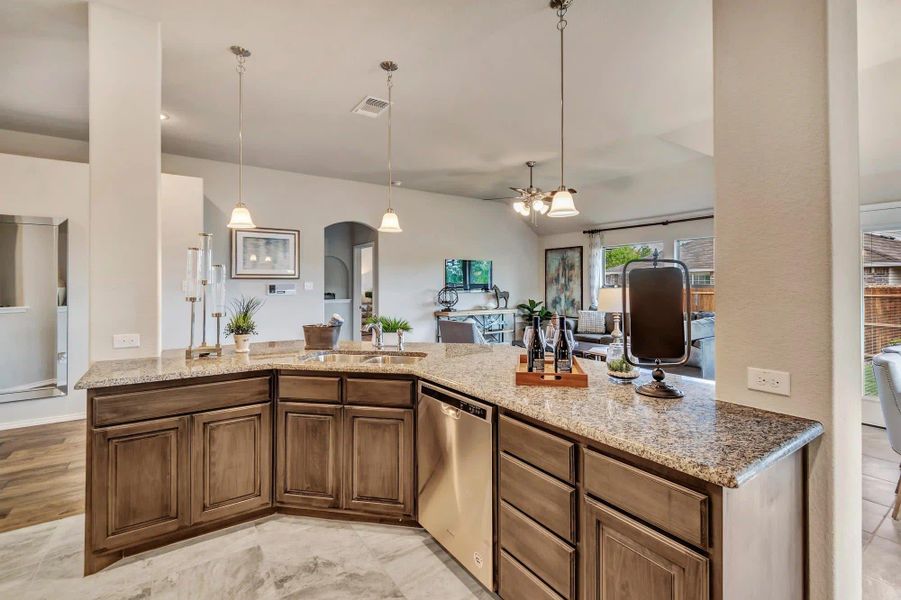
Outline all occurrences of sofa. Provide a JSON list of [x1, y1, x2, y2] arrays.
[[571, 311, 716, 380]]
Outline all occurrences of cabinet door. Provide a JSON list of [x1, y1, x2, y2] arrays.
[[91, 416, 190, 551], [276, 402, 342, 508], [582, 497, 709, 600], [343, 406, 414, 516], [191, 403, 272, 524]]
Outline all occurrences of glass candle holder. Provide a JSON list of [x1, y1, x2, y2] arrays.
[[184, 247, 202, 301], [210, 264, 226, 317], [198, 233, 213, 284]]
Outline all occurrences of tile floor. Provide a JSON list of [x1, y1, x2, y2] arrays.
[[0, 425, 896, 599], [0, 513, 496, 599], [863, 425, 901, 599]]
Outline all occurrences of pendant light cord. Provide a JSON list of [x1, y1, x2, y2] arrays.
[[386, 69, 394, 210], [236, 54, 247, 207], [557, 4, 568, 189]]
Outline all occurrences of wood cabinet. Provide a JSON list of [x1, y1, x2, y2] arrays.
[[582, 496, 709, 600], [190, 403, 271, 524], [343, 406, 414, 516], [90, 416, 190, 551], [276, 402, 342, 508]]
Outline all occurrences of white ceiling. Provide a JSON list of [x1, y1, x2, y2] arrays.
[[0, 1, 898, 234]]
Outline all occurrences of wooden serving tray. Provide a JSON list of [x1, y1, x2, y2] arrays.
[[515, 354, 588, 388]]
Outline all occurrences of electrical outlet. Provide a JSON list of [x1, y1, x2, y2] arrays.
[[747, 367, 791, 396], [113, 333, 141, 349]]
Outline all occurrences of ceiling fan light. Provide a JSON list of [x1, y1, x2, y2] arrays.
[[378, 208, 402, 233], [534, 199, 548, 214], [548, 189, 579, 218], [512, 201, 526, 214], [227, 203, 256, 229]]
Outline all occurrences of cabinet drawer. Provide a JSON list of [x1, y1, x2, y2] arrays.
[[279, 375, 341, 403], [499, 550, 564, 600], [93, 376, 271, 427], [499, 501, 575, 599], [346, 378, 413, 407], [499, 415, 575, 484], [583, 448, 709, 548], [500, 452, 576, 542]]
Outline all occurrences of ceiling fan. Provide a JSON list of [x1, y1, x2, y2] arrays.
[[484, 161, 577, 224]]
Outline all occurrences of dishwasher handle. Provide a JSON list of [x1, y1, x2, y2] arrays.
[[419, 382, 493, 422]]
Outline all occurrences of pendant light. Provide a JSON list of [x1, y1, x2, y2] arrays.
[[378, 60, 402, 233], [227, 45, 256, 229], [547, 1, 579, 218]]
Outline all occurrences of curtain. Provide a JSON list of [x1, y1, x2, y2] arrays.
[[587, 232, 604, 309]]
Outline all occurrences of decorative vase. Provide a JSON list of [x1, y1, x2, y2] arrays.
[[234, 334, 251, 353], [383, 332, 400, 348]]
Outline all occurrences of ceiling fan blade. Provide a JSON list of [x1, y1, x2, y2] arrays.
[[510, 187, 527, 194], [482, 196, 520, 202]]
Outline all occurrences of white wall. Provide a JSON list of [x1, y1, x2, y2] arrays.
[[162, 154, 541, 343], [160, 174, 204, 350], [713, 0, 861, 597], [538, 216, 714, 308], [0, 153, 89, 428], [88, 3, 162, 360]]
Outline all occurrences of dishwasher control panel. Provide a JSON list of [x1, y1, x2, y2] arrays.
[[459, 401, 487, 419]]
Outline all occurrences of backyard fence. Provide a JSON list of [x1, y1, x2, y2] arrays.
[[689, 288, 716, 313], [865, 285, 901, 356]]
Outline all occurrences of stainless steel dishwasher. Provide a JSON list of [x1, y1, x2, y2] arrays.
[[417, 382, 494, 589]]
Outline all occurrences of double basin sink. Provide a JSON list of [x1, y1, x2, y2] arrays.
[[298, 351, 426, 366]]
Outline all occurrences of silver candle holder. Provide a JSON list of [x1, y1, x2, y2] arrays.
[[185, 234, 224, 359]]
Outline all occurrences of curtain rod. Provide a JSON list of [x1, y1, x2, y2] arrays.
[[582, 214, 714, 235]]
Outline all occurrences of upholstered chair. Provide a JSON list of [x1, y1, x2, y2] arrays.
[[871, 351, 901, 520]]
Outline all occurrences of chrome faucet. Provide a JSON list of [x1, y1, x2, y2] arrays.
[[366, 322, 384, 349]]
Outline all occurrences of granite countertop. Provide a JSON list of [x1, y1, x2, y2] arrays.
[[76, 340, 824, 489]]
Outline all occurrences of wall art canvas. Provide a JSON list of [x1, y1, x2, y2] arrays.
[[545, 246, 583, 317], [231, 227, 299, 279]]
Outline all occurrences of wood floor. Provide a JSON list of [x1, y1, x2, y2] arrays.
[[0, 419, 85, 533]]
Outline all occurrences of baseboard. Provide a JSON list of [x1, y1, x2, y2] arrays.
[[0, 412, 85, 431]]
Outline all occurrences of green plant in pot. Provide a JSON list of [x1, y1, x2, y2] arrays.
[[517, 299, 553, 322], [224, 296, 263, 354]]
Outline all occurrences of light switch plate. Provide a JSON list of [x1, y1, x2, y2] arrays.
[[747, 367, 791, 396], [113, 333, 141, 349], [304, 281, 314, 291]]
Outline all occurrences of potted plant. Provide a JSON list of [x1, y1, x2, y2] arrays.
[[224, 296, 263, 353], [517, 299, 553, 323], [366, 315, 412, 348]]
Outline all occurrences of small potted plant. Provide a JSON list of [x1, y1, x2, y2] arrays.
[[605, 357, 638, 382], [366, 315, 412, 348], [224, 296, 262, 353], [516, 299, 552, 323]]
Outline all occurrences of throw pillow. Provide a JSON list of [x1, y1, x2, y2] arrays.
[[578, 310, 606, 334]]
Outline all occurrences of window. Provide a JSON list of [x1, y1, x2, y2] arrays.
[[676, 238, 716, 314], [603, 242, 664, 287], [862, 231, 901, 398]]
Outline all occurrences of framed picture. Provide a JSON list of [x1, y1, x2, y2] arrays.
[[230, 227, 300, 279], [545, 246, 583, 317]]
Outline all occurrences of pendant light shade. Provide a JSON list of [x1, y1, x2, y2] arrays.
[[379, 60, 402, 233], [227, 204, 256, 228], [378, 208, 402, 233], [226, 45, 256, 230], [549, 0, 578, 218], [548, 188, 579, 218]]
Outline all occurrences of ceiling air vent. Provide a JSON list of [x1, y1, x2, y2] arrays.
[[352, 95, 390, 118]]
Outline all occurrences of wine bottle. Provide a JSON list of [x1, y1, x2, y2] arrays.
[[528, 315, 545, 373], [554, 318, 573, 374]]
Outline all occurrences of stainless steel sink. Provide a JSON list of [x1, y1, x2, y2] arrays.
[[362, 354, 424, 365], [299, 352, 374, 363], [298, 351, 425, 365]]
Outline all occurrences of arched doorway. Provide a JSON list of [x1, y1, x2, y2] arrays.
[[323, 222, 378, 341]]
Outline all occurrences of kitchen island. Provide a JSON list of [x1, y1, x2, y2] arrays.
[[76, 341, 823, 599]]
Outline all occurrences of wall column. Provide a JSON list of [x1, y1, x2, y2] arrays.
[[88, 2, 161, 359], [713, 0, 861, 598]]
